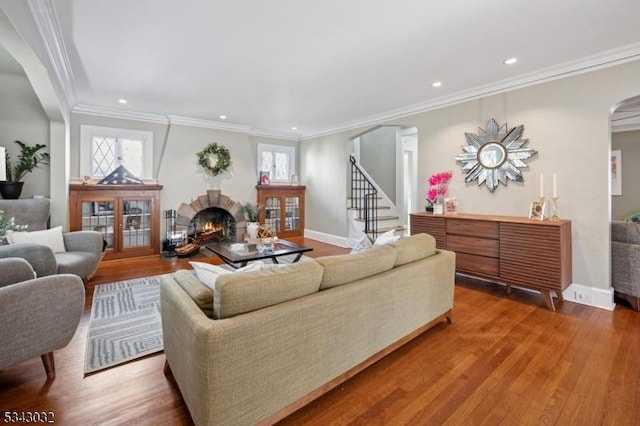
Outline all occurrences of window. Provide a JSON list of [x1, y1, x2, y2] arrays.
[[80, 125, 153, 180], [257, 143, 295, 183]]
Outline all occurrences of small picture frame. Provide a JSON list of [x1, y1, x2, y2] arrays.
[[259, 171, 270, 185], [529, 200, 546, 221], [444, 198, 458, 214], [93, 201, 114, 216]]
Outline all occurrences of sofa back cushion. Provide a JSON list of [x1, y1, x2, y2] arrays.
[[612, 220, 640, 245], [172, 270, 214, 318], [316, 245, 397, 290], [213, 260, 323, 319], [390, 233, 437, 267]]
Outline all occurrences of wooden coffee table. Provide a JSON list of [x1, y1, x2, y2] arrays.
[[205, 239, 313, 269]]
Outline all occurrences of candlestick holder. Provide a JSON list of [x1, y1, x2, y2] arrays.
[[550, 197, 559, 221]]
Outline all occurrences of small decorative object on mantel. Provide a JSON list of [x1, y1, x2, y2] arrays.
[[197, 142, 231, 177], [426, 170, 452, 215], [456, 118, 537, 193], [98, 165, 144, 185]]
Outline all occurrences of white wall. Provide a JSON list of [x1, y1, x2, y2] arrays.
[[0, 70, 50, 198], [302, 59, 640, 299]]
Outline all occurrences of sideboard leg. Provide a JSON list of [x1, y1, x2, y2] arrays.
[[506, 283, 512, 295], [541, 290, 556, 311]]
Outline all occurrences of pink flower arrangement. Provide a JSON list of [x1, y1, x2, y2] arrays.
[[426, 170, 453, 203]]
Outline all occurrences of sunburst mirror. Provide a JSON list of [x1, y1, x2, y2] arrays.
[[455, 118, 537, 192]]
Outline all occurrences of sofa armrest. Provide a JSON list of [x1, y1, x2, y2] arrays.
[[63, 231, 104, 255], [0, 243, 57, 277], [0, 258, 36, 288], [0, 274, 84, 370], [611, 241, 640, 298]]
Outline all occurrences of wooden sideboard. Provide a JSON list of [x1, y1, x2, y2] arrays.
[[410, 212, 572, 311]]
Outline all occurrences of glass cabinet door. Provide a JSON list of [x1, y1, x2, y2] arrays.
[[121, 199, 151, 248], [284, 196, 300, 231], [264, 197, 281, 231], [81, 200, 115, 249]]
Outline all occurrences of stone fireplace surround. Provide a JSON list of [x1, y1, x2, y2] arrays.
[[176, 190, 246, 243]]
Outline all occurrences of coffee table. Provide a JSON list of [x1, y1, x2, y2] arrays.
[[205, 239, 313, 269]]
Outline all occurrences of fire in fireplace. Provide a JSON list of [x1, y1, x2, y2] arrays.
[[189, 207, 236, 244]]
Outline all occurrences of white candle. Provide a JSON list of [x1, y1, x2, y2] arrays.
[[539, 173, 544, 198], [0, 147, 6, 181], [553, 174, 557, 198]]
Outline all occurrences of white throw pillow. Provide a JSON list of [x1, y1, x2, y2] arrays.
[[374, 229, 400, 246], [6, 226, 67, 253], [350, 233, 373, 254], [189, 261, 232, 290]]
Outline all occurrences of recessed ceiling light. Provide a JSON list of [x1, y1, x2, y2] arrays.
[[504, 57, 517, 65], [118, 98, 128, 104], [432, 81, 442, 88], [219, 115, 227, 120], [291, 127, 298, 131]]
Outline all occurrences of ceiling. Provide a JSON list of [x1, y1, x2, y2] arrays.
[[5, 0, 640, 138]]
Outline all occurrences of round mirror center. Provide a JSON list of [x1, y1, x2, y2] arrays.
[[477, 142, 507, 169]]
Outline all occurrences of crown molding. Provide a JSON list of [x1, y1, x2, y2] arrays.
[[73, 104, 170, 124], [167, 115, 251, 132], [27, 0, 76, 107], [299, 42, 640, 140]]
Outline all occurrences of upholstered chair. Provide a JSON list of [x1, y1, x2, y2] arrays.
[[611, 220, 640, 311], [0, 258, 84, 379], [0, 198, 104, 282]]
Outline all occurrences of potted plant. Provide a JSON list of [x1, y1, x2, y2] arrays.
[[1, 140, 50, 199], [426, 170, 453, 214], [241, 202, 262, 239]]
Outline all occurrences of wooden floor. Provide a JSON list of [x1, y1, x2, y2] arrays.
[[1, 237, 639, 425]]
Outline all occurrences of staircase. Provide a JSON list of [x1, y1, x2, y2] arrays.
[[348, 155, 406, 242]]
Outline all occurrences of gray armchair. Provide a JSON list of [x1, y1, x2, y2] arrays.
[[0, 198, 104, 282], [611, 220, 640, 311], [0, 258, 84, 379]]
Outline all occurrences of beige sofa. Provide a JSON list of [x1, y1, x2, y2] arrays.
[[160, 233, 455, 426]]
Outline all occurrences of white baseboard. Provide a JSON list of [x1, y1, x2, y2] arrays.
[[562, 283, 615, 311], [304, 229, 352, 248]]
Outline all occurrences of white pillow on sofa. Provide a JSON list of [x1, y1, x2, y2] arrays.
[[189, 261, 232, 290], [6, 226, 67, 253], [374, 229, 400, 246]]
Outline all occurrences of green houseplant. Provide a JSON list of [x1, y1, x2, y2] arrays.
[[1, 140, 50, 199]]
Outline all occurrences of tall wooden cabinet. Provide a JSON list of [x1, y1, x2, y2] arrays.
[[410, 212, 572, 311], [69, 184, 163, 260], [256, 185, 306, 238]]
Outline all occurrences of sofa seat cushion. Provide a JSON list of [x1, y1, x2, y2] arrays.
[[390, 233, 437, 267], [173, 269, 214, 317], [55, 251, 100, 278], [213, 259, 323, 319], [316, 245, 397, 290]]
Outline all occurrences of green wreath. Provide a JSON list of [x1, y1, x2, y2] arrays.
[[196, 142, 231, 176]]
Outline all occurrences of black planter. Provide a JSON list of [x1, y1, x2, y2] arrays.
[[425, 205, 434, 213], [0, 181, 24, 199]]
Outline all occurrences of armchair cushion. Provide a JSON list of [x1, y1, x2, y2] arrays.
[[7, 226, 66, 253]]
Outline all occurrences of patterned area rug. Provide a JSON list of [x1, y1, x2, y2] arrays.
[[84, 275, 165, 374]]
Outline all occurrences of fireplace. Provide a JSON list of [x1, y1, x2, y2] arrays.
[[176, 190, 247, 244]]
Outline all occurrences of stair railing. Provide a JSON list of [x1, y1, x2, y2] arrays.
[[349, 155, 378, 238]]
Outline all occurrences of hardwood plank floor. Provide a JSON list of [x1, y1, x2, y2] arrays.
[[1, 238, 639, 425]]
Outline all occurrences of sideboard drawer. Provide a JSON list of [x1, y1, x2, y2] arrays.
[[446, 235, 499, 258], [447, 219, 498, 239], [456, 252, 500, 276]]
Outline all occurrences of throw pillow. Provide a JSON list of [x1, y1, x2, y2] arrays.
[[374, 229, 400, 246], [6, 226, 67, 253], [350, 233, 373, 254], [189, 261, 232, 290]]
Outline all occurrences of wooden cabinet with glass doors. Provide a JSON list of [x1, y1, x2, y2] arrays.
[[256, 185, 306, 238], [69, 184, 162, 260]]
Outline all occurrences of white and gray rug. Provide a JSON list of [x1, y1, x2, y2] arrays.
[[84, 275, 164, 374], [84, 255, 308, 374]]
